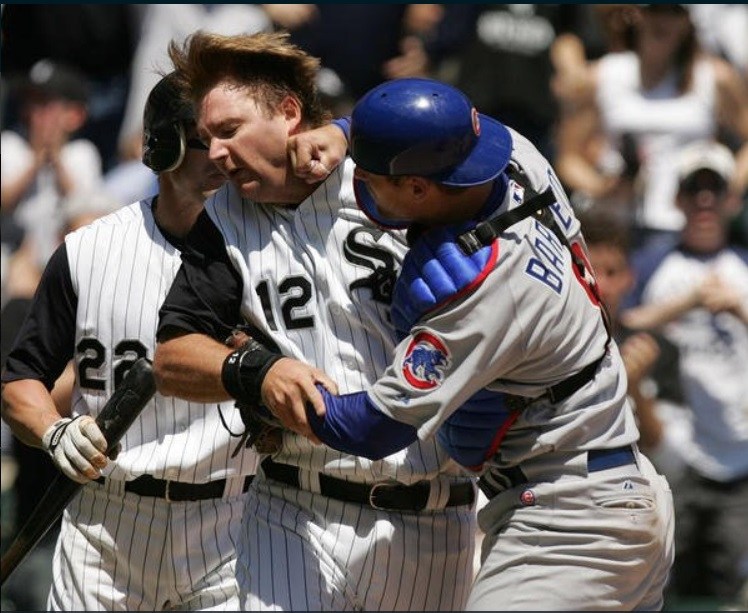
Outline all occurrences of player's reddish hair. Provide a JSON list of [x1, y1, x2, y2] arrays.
[[168, 31, 330, 128]]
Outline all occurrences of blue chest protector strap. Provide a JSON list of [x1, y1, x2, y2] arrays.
[[456, 165, 557, 255]]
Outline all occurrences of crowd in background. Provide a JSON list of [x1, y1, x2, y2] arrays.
[[1, 4, 746, 611]]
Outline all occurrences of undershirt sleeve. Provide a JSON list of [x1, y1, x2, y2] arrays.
[[308, 387, 417, 460], [157, 210, 244, 343]]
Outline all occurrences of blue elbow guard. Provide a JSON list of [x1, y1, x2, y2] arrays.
[[308, 388, 417, 460]]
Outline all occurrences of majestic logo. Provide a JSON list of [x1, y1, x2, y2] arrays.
[[402, 332, 451, 390]]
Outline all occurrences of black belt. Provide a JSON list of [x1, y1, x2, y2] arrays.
[[95, 474, 254, 502], [547, 355, 605, 403], [261, 458, 475, 513], [480, 445, 637, 497]]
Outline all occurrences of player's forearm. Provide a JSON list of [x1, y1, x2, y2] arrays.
[[1, 379, 65, 448], [154, 332, 233, 402], [621, 293, 697, 330], [308, 389, 418, 460]]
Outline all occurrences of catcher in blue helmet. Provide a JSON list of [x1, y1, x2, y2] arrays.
[[349, 77, 513, 229], [243, 77, 675, 611]]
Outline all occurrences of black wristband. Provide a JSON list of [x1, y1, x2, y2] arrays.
[[221, 339, 283, 407]]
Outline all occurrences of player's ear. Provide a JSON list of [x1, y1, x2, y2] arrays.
[[408, 176, 431, 202], [280, 95, 303, 134]]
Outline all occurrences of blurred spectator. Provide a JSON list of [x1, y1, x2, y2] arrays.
[[556, 5, 748, 248], [59, 190, 121, 235], [1, 60, 105, 272], [427, 5, 609, 162], [688, 4, 748, 78], [0, 216, 40, 309], [267, 4, 445, 114], [577, 205, 688, 482], [112, 4, 270, 205], [622, 141, 748, 608], [1, 5, 140, 171], [0, 215, 27, 309]]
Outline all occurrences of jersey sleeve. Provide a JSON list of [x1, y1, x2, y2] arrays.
[[2, 243, 77, 389], [157, 210, 244, 343]]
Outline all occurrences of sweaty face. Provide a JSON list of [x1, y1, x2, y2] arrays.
[[197, 83, 296, 202]]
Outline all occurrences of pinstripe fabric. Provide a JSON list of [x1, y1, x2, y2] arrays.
[[48, 199, 259, 610], [48, 482, 248, 611], [203, 159, 476, 611]]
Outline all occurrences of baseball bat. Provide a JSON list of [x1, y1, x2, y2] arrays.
[[0, 358, 157, 585]]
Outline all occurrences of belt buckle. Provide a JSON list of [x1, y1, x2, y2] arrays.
[[368, 482, 391, 511], [164, 479, 172, 503], [369, 481, 401, 511]]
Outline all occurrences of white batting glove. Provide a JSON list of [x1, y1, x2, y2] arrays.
[[41, 415, 109, 483]]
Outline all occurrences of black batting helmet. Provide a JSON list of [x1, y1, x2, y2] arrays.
[[142, 72, 195, 173]]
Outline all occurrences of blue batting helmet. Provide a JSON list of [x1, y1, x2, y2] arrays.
[[350, 78, 513, 227]]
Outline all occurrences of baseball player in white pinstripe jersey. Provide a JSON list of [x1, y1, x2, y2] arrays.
[[241, 78, 677, 610], [1, 74, 259, 610], [154, 32, 477, 611]]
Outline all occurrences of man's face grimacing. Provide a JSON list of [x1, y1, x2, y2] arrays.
[[197, 82, 302, 203]]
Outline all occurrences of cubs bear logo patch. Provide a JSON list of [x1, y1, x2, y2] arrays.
[[402, 332, 451, 390]]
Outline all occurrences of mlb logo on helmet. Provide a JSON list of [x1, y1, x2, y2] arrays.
[[402, 332, 451, 390]]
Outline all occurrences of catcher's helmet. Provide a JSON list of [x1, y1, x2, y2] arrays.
[[350, 78, 512, 227], [142, 73, 195, 173]]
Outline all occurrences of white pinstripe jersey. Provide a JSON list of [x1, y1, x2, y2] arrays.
[[65, 198, 259, 483], [203, 159, 464, 483]]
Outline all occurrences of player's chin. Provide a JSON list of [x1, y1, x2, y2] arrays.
[[204, 174, 226, 192], [235, 179, 263, 199]]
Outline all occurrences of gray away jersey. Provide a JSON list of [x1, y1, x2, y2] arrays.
[[369, 128, 640, 470]]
